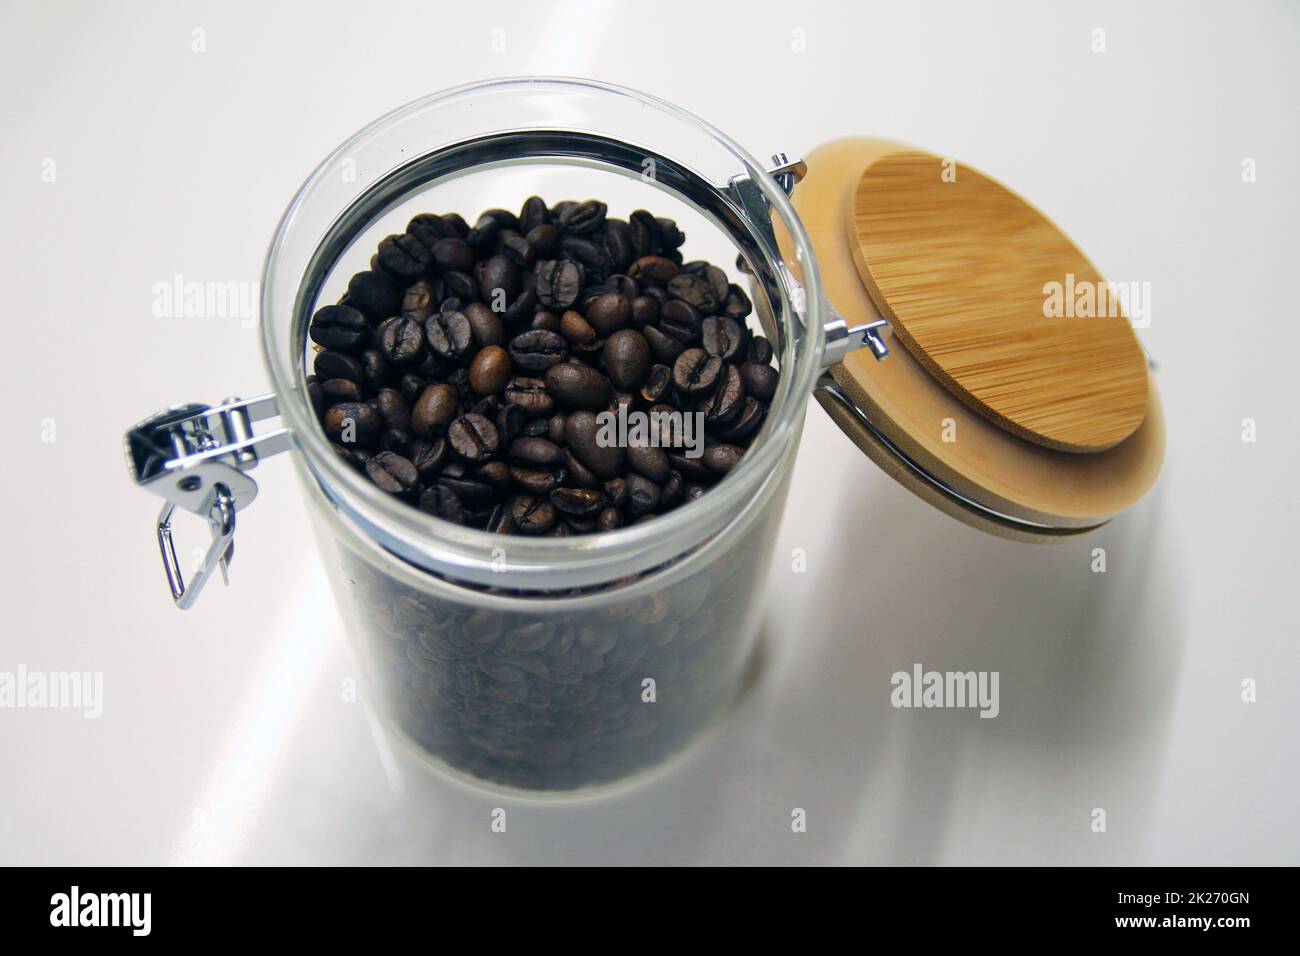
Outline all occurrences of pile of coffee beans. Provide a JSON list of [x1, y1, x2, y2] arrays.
[[307, 198, 779, 535]]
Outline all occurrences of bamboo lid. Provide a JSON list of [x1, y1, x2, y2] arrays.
[[787, 138, 1165, 540]]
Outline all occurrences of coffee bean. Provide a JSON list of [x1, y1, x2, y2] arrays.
[[508, 329, 567, 372], [603, 329, 651, 390], [531, 309, 561, 333], [562, 411, 623, 481], [536, 259, 583, 309], [462, 302, 504, 347], [630, 295, 660, 329], [701, 316, 745, 362], [643, 325, 685, 364], [504, 377, 555, 417], [366, 451, 419, 494], [511, 494, 557, 535], [527, 224, 561, 258], [375, 388, 412, 431], [478, 254, 521, 303], [558, 200, 607, 234], [715, 396, 764, 443], [596, 506, 622, 531], [509, 436, 566, 468], [309, 304, 368, 350], [723, 284, 753, 320], [314, 350, 364, 384], [625, 473, 662, 516], [672, 348, 722, 395], [401, 278, 439, 322], [702, 443, 744, 474], [362, 350, 392, 391], [432, 237, 475, 273], [550, 486, 604, 517], [496, 403, 527, 445], [345, 271, 402, 320], [701, 364, 745, 427], [442, 270, 477, 301], [627, 441, 671, 484], [418, 484, 464, 523], [559, 310, 598, 346], [469, 345, 511, 396], [667, 272, 719, 314], [380, 316, 426, 365], [378, 233, 432, 278], [640, 364, 673, 404], [412, 383, 459, 438], [409, 436, 448, 478], [511, 466, 559, 496], [324, 402, 382, 444], [659, 300, 701, 343], [425, 311, 473, 360], [520, 196, 549, 233], [628, 255, 678, 285], [447, 413, 499, 463], [741, 361, 779, 400], [545, 362, 611, 409], [748, 335, 773, 365]]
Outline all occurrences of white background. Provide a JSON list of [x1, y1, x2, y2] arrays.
[[0, 0, 1296, 865]]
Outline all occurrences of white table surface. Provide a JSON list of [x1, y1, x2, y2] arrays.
[[1, 0, 1296, 865]]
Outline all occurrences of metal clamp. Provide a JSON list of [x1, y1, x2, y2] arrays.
[[124, 394, 290, 609], [730, 153, 891, 367]]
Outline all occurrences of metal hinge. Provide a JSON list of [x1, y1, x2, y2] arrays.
[[730, 153, 890, 367], [124, 394, 290, 609]]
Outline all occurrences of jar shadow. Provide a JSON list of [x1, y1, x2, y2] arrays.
[[746, 461, 1186, 864]]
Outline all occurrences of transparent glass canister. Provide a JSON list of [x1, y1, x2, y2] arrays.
[[258, 79, 827, 791]]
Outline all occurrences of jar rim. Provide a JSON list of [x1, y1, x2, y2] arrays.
[[260, 76, 826, 589]]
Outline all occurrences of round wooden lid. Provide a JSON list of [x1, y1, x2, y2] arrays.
[[850, 149, 1149, 453], [780, 138, 1165, 538]]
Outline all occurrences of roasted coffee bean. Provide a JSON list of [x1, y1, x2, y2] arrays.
[[431, 237, 475, 274], [442, 270, 477, 301], [380, 316, 426, 365], [509, 436, 566, 468], [511, 466, 559, 496], [520, 196, 549, 233], [536, 259, 583, 309], [640, 363, 673, 404], [716, 396, 764, 443], [602, 227, 634, 272], [480, 207, 520, 231], [503, 377, 554, 417], [603, 329, 651, 390], [320, 377, 363, 402], [508, 329, 567, 372], [511, 494, 556, 535], [418, 484, 464, 522], [701, 316, 745, 362], [378, 233, 432, 278], [309, 304, 368, 350], [469, 345, 511, 396], [667, 272, 719, 314], [407, 212, 457, 250], [526, 224, 561, 258], [596, 506, 622, 531], [307, 380, 326, 417], [530, 309, 561, 333], [625, 473, 662, 516], [411, 383, 459, 437], [702, 443, 744, 474], [366, 451, 419, 494], [315, 350, 365, 384], [561, 235, 612, 280], [476, 460, 511, 493], [661, 470, 685, 509], [425, 311, 473, 360], [672, 348, 723, 395], [501, 235, 533, 268], [409, 437, 448, 478], [659, 299, 701, 343], [550, 486, 604, 517], [496, 403, 527, 445], [657, 217, 685, 249], [345, 270, 402, 320], [547, 413, 566, 444], [668, 452, 715, 483], [375, 388, 412, 431], [564, 410, 626, 480], [477, 254, 521, 303], [630, 295, 660, 329], [628, 255, 678, 285], [545, 362, 611, 409], [722, 284, 753, 320], [748, 335, 774, 365], [627, 441, 671, 484], [741, 361, 779, 400], [437, 474, 496, 508], [362, 350, 392, 391], [462, 302, 503, 347], [447, 412, 500, 463], [402, 278, 439, 322], [701, 364, 745, 427], [467, 215, 502, 254], [558, 199, 607, 234], [559, 310, 598, 346], [643, 325, 685, 364], [603, 477, 628, 508], [324, 402, 382, 443]]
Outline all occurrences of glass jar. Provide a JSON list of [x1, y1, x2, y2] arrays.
[[124, 77, 1163, 793]]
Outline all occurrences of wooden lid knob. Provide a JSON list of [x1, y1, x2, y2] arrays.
[[851, 150, 1149, 452]]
